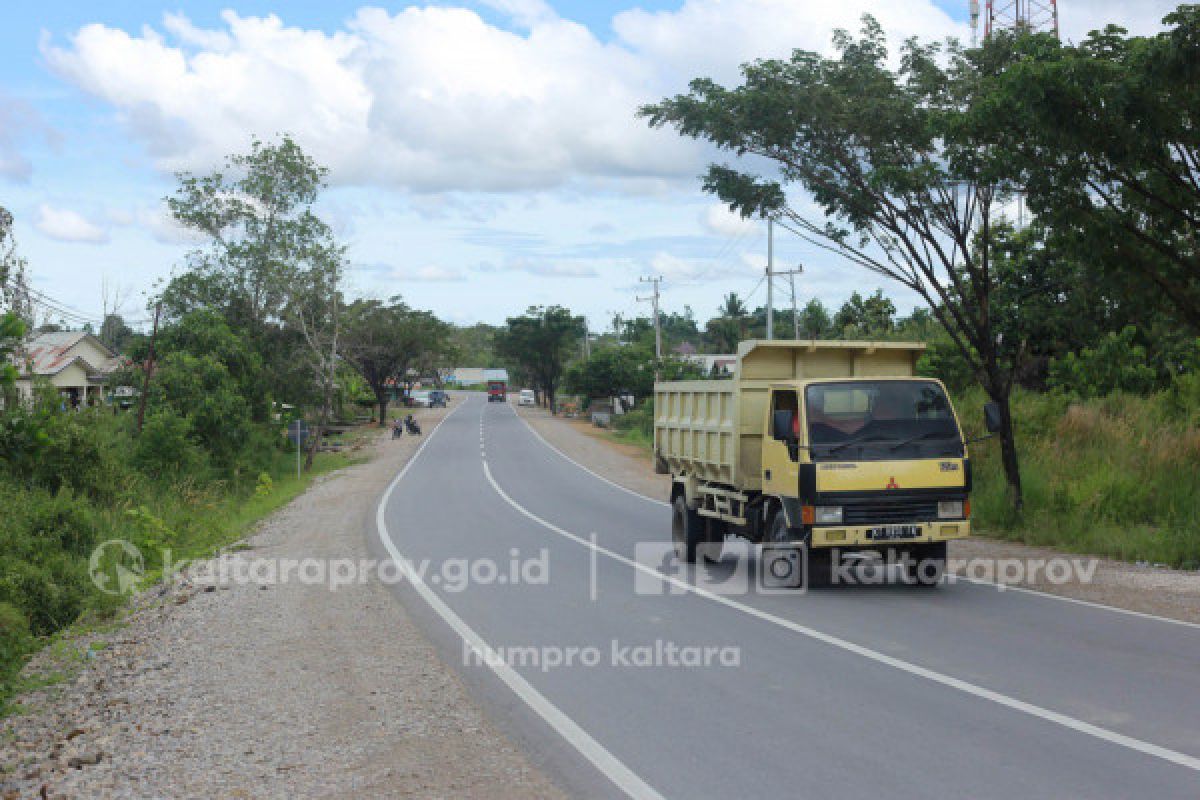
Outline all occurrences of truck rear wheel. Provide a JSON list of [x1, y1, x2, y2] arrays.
[[672, 496, 705, 563], [903, 541, 946, 587]]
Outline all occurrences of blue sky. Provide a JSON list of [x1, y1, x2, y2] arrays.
[[0, 1, 1175, 331]]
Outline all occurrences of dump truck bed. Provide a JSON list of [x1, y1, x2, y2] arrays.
[[654, 340, 925, 491]]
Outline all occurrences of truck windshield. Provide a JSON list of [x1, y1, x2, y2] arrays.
[[805, 380, 963, 461]]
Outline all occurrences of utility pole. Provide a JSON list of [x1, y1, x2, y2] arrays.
[[789, 273, 800, 339], [582, 316, 590, 359], [136, 300, 161, 435], [766, 218, 774, 340], [765, 218, 803, 340], [637, 276, 663, 359]]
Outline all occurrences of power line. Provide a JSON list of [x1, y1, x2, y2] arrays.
[[25, 287, 105, 326]]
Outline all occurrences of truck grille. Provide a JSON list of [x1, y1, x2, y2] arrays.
[[837, 495, 943, 525]]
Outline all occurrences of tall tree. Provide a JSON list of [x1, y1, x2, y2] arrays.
[[341, 298, 453, 426], [642, 17, 1033, 509], [164, 135, 345, 416], [495, 306, 585, 413], [979, 11, 1200, 330], [796, 298, 832, 338], [289, 250, 344, 468]]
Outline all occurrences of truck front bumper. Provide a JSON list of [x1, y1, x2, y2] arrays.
[[809, 520, 970, 549]]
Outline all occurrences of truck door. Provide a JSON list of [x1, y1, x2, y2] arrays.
[[763, 388, 801, 497]]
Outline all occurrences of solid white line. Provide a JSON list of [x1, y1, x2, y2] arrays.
[[508, 404, 669, 507], [377, 398, 665, 800], [953, 575, 1200, 630], [481, 461, 1200, 775], [510, 405, 1200, 630]]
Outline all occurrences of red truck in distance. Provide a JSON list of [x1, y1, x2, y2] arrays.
[[487, 380, 507, 403]]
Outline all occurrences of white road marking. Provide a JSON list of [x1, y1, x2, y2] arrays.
[[510, 404, 1200, 630], [377, 397, 665, 800], [481, 460, 1200, 775], [951, 575, 1200, 630], [509, 404, 668, 507]]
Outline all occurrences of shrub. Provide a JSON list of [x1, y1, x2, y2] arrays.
[[135, 411, 208, 478], [0, 602, 32, 697], [1048, 326, 1158, 398]]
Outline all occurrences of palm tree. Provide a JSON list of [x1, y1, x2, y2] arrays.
[[719, 292, 748, 321], [718, 292, 750, 346]]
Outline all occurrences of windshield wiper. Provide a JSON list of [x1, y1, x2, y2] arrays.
[[888, 431, 959, 451], [821, 434, 895, 455]]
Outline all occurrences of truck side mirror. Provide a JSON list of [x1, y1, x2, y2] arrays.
[[772, 410, 795, 441], [984, 402, 1003, 434]]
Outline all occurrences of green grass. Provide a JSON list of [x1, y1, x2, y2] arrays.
[[606, 405, 655, 455], [962, 387, 1200, 567]]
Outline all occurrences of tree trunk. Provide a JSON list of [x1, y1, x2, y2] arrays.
[[989, 385, 1023, 513], [375, 387, 389, 427]]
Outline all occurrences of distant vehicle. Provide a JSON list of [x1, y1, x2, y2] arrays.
[[518, 389, 536, 406], [487, 380, 507, 403], [409, 390, 432, 408], [429, 390, 448, 407]]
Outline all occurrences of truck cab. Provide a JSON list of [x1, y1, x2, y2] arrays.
[[487, 380, 507, 403], [763, 377, 970, 553]]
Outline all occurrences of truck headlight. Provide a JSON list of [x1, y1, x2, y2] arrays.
[[814, 506, 843, 524], [938, 501, 964, 519]]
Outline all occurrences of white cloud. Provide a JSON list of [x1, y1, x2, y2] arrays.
[[474, 257, 597, 277], [614, 0, 963, 85], [38, 1, 973, 195], [37, 1, 1183, 198], [648, 249, 760, 285], [701, 204, 759, 237], [109, 203, 207, 245], [35, 204, 109, 244], [391, 265, 468, 282]]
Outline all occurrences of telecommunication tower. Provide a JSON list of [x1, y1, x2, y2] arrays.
[[980, 0, 1060, 40]]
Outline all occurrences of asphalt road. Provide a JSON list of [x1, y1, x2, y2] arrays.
[[374, 392, 1200, 799]]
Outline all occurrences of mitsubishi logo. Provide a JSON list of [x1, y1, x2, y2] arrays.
[[886, 476, 900, 489]]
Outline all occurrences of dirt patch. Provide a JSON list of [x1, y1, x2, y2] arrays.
[[1, 406, 566, 799], [515, 403, 1200, 625]]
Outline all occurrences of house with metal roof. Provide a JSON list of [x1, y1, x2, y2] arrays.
[[13, 331, 122, 408]]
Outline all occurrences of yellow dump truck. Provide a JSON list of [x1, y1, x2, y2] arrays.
[[654, 340, 999, 587]]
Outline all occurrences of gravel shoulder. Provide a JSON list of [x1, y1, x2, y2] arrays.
[[1, 406, 566, 799], [515, 403, 1200, 625]]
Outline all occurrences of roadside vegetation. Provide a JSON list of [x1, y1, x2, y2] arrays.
[[0, 138, 454, 707]]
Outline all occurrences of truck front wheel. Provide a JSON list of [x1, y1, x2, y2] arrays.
[[764, 512, 831, 589], [903, 541, 947, 587], [672, 496, 706, 563]]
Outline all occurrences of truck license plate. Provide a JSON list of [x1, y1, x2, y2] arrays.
[[867, 525, 921, 541]]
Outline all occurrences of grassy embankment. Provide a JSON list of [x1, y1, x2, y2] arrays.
[[0, 412, 369, 710], [606, 388, 1200, 568]]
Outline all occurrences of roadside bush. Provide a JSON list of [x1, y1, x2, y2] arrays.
[[0, 602, 32, 697], [0, 483, 102, 633], [965, 387, 1200, 566], [1048, 326, 1158, 398], [135, 411, 208, 478], [610, 402, 655, 452]]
